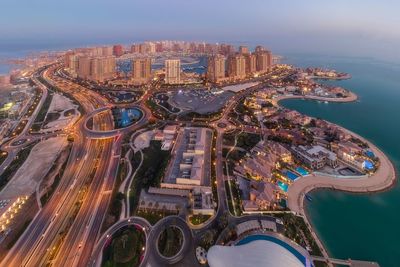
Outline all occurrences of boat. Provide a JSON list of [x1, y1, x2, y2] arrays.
[[305, 194, 313, 201]]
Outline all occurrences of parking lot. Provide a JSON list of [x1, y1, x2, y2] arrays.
[[169, 89, 234, 114]]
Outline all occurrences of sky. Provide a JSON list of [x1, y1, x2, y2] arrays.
[[1, 0, 400, 61]]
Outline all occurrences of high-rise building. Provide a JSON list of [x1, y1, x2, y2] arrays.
[[147, 42, 156, 54], [255, 50, 272, 73], [245, 53, 257, 75], [132, 58, 152, 84], [155, 42, 163, 53], [239, 46, 250, 55], [172, 43, 181, 52], [101, 46, 113, 56], [64, 53, 80, 75], [131, 44, 140, 53], [113, 45, 123, 57], [207, 54, 226, 83], [77, 56, 116, 82], [219, 44, 235, 56], [255, 45, 266, 53], [139, 43, 148, 54], [227, 54, 246, 80], [77, 56, 92, 80], [165, 59, 181, 84]]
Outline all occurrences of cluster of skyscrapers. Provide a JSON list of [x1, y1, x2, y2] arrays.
[[63, 41, 272, 85], [64, 47, 117, 82], [207, 46, 272, 83]]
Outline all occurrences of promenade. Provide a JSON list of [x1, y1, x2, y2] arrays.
[[274, 91, 358, 104]]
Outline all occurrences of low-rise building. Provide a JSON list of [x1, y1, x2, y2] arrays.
[[192, 187, 215, 215], [242, 181, 280, 211], [291, 145, 338, 169]]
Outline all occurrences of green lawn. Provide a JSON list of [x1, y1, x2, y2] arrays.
[[157, 226, 183, 258], [189, 214, 211, 225], [129, 141, 171, 213]]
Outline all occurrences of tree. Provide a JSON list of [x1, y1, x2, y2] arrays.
[[116, 192, 125, 201], [218, 211, 229, 230], [201, 230, 215, 248]]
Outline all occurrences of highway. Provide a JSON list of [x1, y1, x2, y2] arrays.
[[0, 64, 120, 267], [0, 70, 49, 177], [0, 61, 295, 267]]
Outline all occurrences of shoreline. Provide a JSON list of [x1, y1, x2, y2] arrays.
[[274, 91, 358, 104], [308, 74, 352, 81], [276, 93, 396, 262]]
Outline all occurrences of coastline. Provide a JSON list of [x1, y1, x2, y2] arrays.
[[276, 93, 396, 262], [307, 74, 352, 81], [273, 91, 358, 104]]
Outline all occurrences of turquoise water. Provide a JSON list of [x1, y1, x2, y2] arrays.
[[285, 170, 300, 180], [281, 55, 400, 267], [295, 167, 309, 176], [278, 181, 289, 192], [237, 234, 309, 266]]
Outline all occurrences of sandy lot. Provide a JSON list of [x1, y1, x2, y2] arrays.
[[0, 137, 68, 200]]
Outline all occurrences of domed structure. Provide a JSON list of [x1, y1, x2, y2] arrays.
[[207, 234, 313, 267]]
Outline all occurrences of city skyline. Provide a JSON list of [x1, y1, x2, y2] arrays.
[[0, 2, 399, 267], [1, 0, 400, 61]]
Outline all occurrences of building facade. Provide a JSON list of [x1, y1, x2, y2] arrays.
[[132, 58, 152, 85], [227, 54, 246, 80], [207, 54, 226, 83], [165, 59, 181, 84]]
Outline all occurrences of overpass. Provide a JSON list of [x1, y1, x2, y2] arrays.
[[82, 106, 148, 139], [89, 216, 152, 267]]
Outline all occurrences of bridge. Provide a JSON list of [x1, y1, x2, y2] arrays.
[[82, 106, 148, 139]]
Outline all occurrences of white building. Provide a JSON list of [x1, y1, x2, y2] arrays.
[[292, 145, 338, 169]]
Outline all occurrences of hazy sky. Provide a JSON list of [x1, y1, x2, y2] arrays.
[[1, 0, 400, 60]]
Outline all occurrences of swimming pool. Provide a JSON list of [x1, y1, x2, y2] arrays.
[[364, 150, 375, 159], [363, 160, 375, 170], [295, 167, 309, 176], [236, 234, 310, 267], [284, 170, 299, 181], [278, 181, 288, 192]]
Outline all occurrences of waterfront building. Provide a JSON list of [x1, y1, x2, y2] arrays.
[[165, 59, 181, 84], [255, 50, 272, 73], [132, 58, 152, 85], [291, 145, 338, 169], [112, 44, 123, 57], [207, 54, 226, 83], [239, 46, 250, 54], [208, 233, 313, 267], [227, 54, 246, 80], [245, 53, 257, 75]]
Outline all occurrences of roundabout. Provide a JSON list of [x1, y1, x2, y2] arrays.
[[156, 225, 184, 259]]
